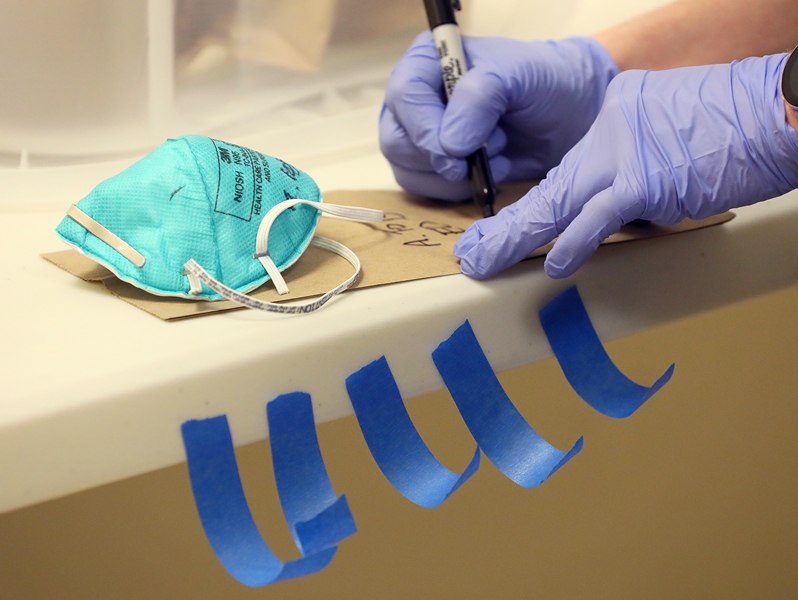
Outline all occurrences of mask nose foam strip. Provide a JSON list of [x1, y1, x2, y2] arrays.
[[66, 204, 146, 268]]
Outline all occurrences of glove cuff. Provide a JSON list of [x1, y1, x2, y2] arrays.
[[764, 54, 798, 190]]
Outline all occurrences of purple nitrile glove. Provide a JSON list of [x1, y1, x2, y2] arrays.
[[455, 53, 798, 279], [379, 32, 620, 200]]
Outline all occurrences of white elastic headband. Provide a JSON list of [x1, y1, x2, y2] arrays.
[[183, 199, 384, 314]]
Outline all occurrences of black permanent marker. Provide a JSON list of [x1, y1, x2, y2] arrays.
[[423, 0, 496, 217]]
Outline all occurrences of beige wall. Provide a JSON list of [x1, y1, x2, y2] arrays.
[[1, 287, 797, 599]]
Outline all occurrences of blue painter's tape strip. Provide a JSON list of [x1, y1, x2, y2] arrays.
[[181, 416, 337, 587], [294, 495, 355, 557], [431, 321, 583, 488], [539, 286, 675, 418], [267, 392, 357, 555], [346, 356, 481, 508]]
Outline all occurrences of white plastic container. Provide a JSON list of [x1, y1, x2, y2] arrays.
[[0, 0, 671, 208], [0, 0, 428, 165]]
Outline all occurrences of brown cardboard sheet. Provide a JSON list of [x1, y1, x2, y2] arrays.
[[41, 182, 734, 320]]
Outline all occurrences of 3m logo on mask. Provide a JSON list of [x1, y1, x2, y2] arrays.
[[55, 135, 383, 314]]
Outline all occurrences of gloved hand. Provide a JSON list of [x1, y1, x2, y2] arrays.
[[455, 53, 798, 279], [379, 32, 620, 200]]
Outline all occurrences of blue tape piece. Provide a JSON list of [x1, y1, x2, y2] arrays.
[[267, 392, 357, 555], [294, 495, 355, 556], [432, 321, 583, 488], [346, 357, 480, 508], [181, 416, 336, 587], [539, 286, 675, 418]]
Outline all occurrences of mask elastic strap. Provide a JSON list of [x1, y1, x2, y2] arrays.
[[182, 199, 384, 314], [253, 199, 384, 295]]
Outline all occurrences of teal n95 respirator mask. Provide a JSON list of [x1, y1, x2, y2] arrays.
[[55, 135, 384, 314]]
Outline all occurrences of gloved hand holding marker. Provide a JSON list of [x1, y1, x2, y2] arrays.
[[421, 0, 498, 217], [381, 32, 618, 201]]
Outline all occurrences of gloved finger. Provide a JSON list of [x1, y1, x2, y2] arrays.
[[504, 153, 556, 182], [380, 105, 507, 176], [379, 105, 464, 178], [384, 33, 464, 180], [440, 64, 510, 157], [391, 164, 472, 201], [483, 127, 508, 158], [454, 129, 621, 279], [391, 155, 512, 202], [454, 183, 559, 278], [544, 181, 643, 278]]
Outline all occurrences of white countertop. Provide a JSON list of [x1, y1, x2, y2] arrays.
[[2, 142, 798, 515], [2, 0, 797, 512]]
